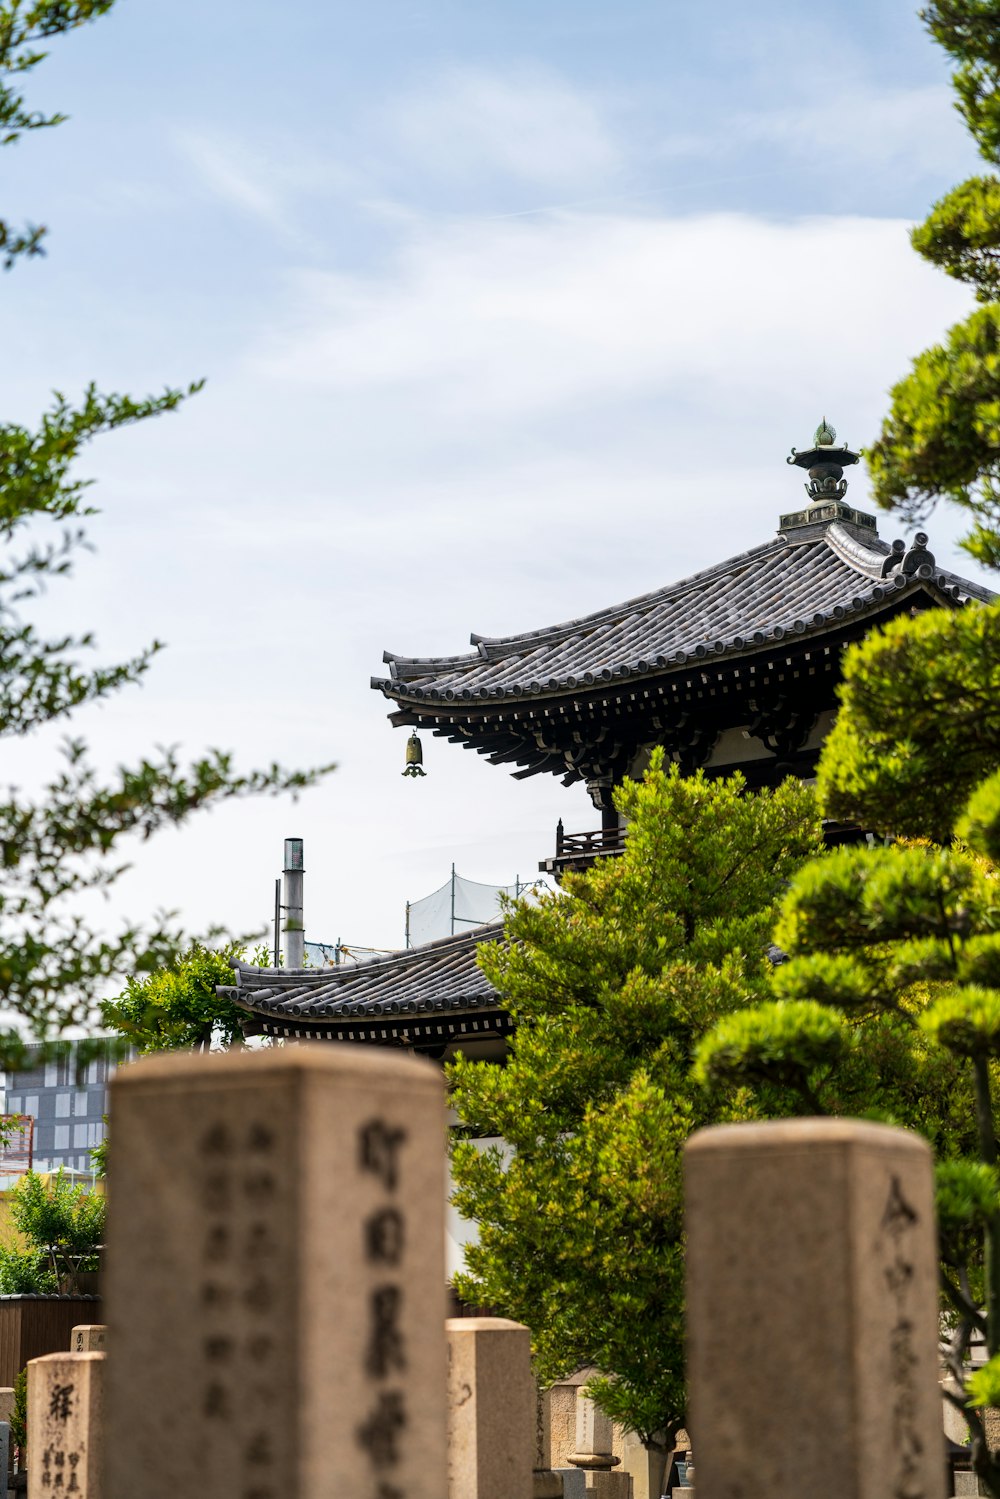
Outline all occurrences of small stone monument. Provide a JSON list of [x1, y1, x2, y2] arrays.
[[104, 1045, 448, 1499], [685, 1119, 944, 1499], [567, 1392, 629, 1496], [69, 1328, 105, 1355], [27, 1351, 105, 1498], [447, 1317, 535, 1499]]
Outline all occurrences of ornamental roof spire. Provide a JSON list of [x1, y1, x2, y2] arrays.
[[787, 417, 861, 504]]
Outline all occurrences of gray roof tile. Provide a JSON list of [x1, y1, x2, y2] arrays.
[[372, 521, 994, 707], [221, 924, 503, 1025]]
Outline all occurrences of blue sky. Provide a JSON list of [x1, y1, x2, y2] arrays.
[[1, 0, 993, 964]]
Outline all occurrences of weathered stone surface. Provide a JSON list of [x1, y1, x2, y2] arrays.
[[537, 1386, 553, 1471], [685, 1119, 944, 1499], [0, 1391, 14, 1430], [447, 1317, 534, 1499], [533, 1472, 563, 1498], [580, 1472, 630, 1497], [568, 1393, 619, 1469], [617, 1430, 666, 1499], [555, 1471, 586, 1499], [549, 1372, 593, 1470], [104, 1045, 448, 1499], [27, 1351, 104, 1499], [69, 1328, 105, 1356]]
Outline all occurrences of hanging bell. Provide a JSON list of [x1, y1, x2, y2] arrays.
[[402, 731, 426, 777]]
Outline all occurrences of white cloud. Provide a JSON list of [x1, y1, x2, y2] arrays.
[[249, 209, 973, 429], [659, 82, 974, 187], [6, 202, 991, 954], [381, 65, 622, 188], [175, 129, 287, 224]]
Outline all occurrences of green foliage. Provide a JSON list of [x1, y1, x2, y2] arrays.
[[9, 1169, 105, 1259], [960, 768, 1000, 860], [449, 754, 820, 1444], [969, 1354, 1000, 1409], [922, 1, 1000, 163], [0, 1245, 56, 1294], [913, 176, 1000, 301], [0, 8, 333, 1047], [923, 986, 1000, 1055], [11, 1368, 26, 1459], [0, 1, 115, 266], [102, 940, 261, 1053], [90, 1118, 107, 1179], [700, 701, 1000, 1488], [866, 4, 1000, 561], [693, 1000, 847, 1108], [937, 1159, 1000, 1243], [814, 602, 1000, 840]]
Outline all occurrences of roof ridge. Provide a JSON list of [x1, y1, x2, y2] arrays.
[[232, 920, 505, 987]]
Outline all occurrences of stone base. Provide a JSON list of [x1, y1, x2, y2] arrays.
[[534, 1472, 564, 1498], [555, 1470, 587, 1499], [953, 1473, 986, 1497], [583, 1472, 631, 1497]]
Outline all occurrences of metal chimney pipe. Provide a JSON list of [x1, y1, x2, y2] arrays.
[[283, 837, 305, 969]]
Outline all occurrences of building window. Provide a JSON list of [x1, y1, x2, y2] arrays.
[[55, 1092, 70, 1118], [24, 1096, 38, 1120], [73, 1123, 88, 1149], [44, 1063, 57, 1088], [54, 1126, 69, 1151], [74, 1092, 89, 1117], [6, 1096, 19, 1114]]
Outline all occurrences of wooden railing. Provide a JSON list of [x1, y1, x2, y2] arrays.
[[540, 822, 628, 876], [554, 823, 627, 859]]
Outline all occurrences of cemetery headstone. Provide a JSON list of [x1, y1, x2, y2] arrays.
[[27, 1351, 104, 1499], [68, 1331, 104, 1357], [103, 1045, 448, 1499], [446, 1317, 534, 1499], [548, 1371, 593, 1470], [567, 1393, 629, 1497], [685, 1119, 944, 1499]]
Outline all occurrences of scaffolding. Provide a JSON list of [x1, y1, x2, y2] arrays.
[[405, 866, 542, 949]]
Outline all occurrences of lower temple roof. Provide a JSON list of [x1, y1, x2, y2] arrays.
[[219, 924, 507, 1047]]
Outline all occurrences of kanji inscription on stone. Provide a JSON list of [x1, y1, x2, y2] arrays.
[[105, 1045, 448, 1498]]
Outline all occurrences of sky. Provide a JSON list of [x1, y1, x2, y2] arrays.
[[0, 0, 994, 968]]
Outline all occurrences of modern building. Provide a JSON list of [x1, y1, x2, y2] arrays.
[[1, 1040, 119, 1176], [223, 421, 994, 1044]]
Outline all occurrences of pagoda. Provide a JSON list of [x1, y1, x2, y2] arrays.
[[371, 420, 992, 873], [223, 421, 993, 1047]]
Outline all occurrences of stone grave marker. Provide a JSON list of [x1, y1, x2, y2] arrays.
[[0, 1419, 8, 1492], [69, 1329, 105, 1356], [567, 1392, 629, 1497], [104, 1045, 448, 1499], [27, 1351, 104, 1498], [446, 1317, 534, 1499], [685, 1118, 944, 1499]]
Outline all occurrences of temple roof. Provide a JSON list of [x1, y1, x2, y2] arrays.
[[220, 924, 506, 1047], [373, 517, 992, 712]]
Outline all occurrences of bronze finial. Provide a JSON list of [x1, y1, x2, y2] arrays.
[[787, 418, 860, 504]]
